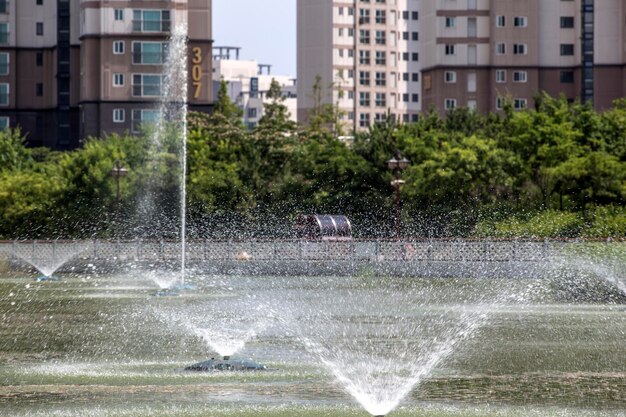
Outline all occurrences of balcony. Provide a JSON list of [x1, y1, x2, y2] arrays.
[[132, 19, 171, 33], [0, 1, 8, 14], [133, 52, 167, 65]]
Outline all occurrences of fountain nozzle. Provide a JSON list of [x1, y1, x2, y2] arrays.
[[223, 356, 230, 361]]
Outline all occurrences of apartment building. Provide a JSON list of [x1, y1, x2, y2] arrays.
[[421, 0, 616, 113], [0, 0, 212, 149], [212, 47, 297, 129], [297, 0, 422, 131], [299, 0, 626, 127]]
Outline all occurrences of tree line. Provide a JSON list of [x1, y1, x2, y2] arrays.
[[1, 81, 625, 239]]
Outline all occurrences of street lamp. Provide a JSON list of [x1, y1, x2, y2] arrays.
[[110, 160, 129, 240], [387, 153, 410, 239]]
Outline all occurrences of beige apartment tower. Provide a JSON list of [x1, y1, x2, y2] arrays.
[[0, 0, 212, 148], [298, 0, 422, 131], [299, 0, 625, 126]]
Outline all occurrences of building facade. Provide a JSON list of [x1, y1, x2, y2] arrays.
[[298, 0, 625, 129], [213, 47, 297, 129], [0, 0, 212, 149], [297, 0, 422, 131]]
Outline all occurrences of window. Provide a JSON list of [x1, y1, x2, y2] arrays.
[[513, 44, 527, 55], [132, 42, 168, 64], [412, 93, 419, 103], [114, 9, 124, 21], [0, 117, 8, 130], [444, 98, 456, 110], [402, 93, 409, 102], [131, 109, 159, 132], [375, 51, 386, 65], [412, 73, 419, 82], [560, 70, 574, 83], [36, 22, 44, 36], [496, 16, 506, 27], [0, 52, 8, 75], [375, 30, 386, 45], [36, 0, 43, 5], [513, 16, 527, 27], [247, 108, 257, 119], [0, 0, 7, 14], [560, 16, 574, 28], [375, 10, 386, 24], [36, 51, 43, 66], [496, 43, 506, 55], [445, 17, 456, 28], [113, 109, 125, 123], [445, 44, 455, 55], [338, 7, 344, 15], [35, 83, 43, 96], [113, 41, 125, 54], [0, 83, 8, 105], [359, 8, 370, 24], [359, 50, 370, 65], [359, 29, 370, 44], [359, 92, 370, 106], [132, 74, 163, 97], [560, 44, 574, 56], [496, 97, 504, 110], [113, 73, 125, 87], [495, 69, 506, 83], [514, 98, 527, 109], [513, 71, 527, 83], [359, 113, 370, 128], [444, 71, 456, 83], [411, 52, 418, 61], [411, 11, 418, 20], [132, 9, 171, 32], [412, 32, 419, 41], [375, 72, 386, 86], [0, 23, 7, 45], [359, 71, 370, 86]]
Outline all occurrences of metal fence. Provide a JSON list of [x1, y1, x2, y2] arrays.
[[0, 239, 615, 264]]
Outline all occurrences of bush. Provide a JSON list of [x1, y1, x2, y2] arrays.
[[584, 206, 626, 238], [475, 210, 583, 238]]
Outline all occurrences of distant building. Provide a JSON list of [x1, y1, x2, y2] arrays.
[[0, 0, 212, 149], [212, 46, 297, 130], [297, 0, 625, 129], [297, 0, 421, 131]]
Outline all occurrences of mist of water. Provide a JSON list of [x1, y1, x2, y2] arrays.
[[11, 242, 87, 277]]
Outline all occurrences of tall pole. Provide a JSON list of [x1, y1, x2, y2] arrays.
[[110, 160, 128, 241], [395, 179, 401, 239], [115, 171, 121, 240]]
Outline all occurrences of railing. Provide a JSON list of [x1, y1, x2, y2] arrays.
[[1, 239, 618, 264], [132, 52, 167, 65], [132, 19, 171, 33]]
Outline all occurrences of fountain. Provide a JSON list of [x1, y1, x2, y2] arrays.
[[135, 21, 190, 289], [10, 241, 86, 281], [280, 276, 533, 417], [153, 295, 274, 371]]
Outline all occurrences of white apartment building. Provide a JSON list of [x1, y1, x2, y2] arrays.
[[297, 0, 421, 131], [213, 48, 297, 129]]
